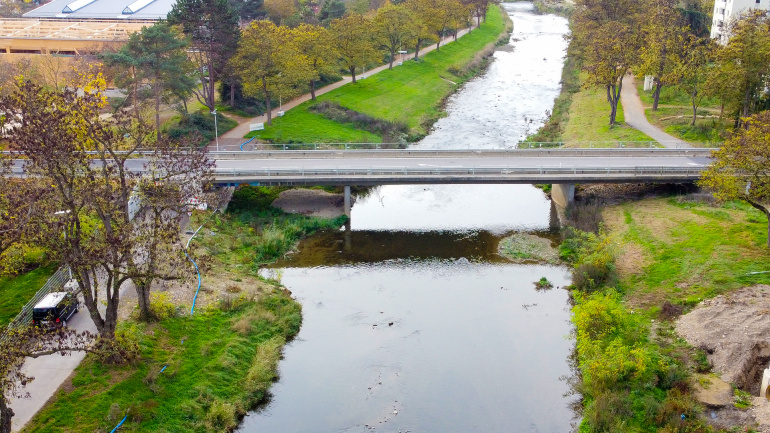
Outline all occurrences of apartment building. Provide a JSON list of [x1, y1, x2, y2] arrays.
[[711, 0, 770, 41]]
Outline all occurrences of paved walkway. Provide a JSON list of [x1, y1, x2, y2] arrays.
[[620, 74, 691, 149], [212, 28, 473, 150]]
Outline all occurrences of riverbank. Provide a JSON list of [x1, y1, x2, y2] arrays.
[[565, 186, 770, 432], [20, 189, 347, 432], [243, 5, 511, 144]]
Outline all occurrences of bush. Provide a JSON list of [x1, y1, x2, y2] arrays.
[[227, 185, 286, 215], [205, 399, 237, 431], [165, 112, 237, 147], [150, 293, 176, 321], [560, 227, 616, 292]]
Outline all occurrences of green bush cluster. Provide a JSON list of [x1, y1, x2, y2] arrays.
[[165, 111, 238, 147], [560, 227, 616, 292], [573, 291, 705, 433], [310, 101, 409, 144], [227, 185, 287, 215]]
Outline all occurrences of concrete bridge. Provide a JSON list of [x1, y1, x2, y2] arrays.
[[210, 148, 712, 208]]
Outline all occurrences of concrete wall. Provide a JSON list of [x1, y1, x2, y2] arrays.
[[551, 183, 574, 209]]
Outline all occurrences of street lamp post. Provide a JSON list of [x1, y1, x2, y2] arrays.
[[211, 109, 219, 152]]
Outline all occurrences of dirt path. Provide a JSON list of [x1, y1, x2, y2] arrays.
[[619, 74, 691, 149], [210, 29, 472, 150]]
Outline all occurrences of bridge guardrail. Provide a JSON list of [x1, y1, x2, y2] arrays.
[[210, 148, 715, 159], [211, 165, 704, 178]]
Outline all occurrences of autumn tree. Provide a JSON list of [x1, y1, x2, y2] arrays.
[[0, 77, 212, 336], [167, 0, 240, 112], [101, 22, 195, 140], [466, 0, 489, 28], [0, 326, 94, 433], [572, 0, 643, 125], [330, 14, 379, 83], [293, 24, 338, 100], [677, 35, 714, 126], [637, 0, 690, 111], [423, 0, 453, 51], [373, 4, 417, 69], [700, 111, 770, 246], [403, 0, 439, 60], [233, 20, 311, 124], [447, 0, 470, 40], [713, 11, 770, 121], [264, 0, 298, 25]]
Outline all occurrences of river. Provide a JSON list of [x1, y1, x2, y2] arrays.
[[237, 3, 574, 432]]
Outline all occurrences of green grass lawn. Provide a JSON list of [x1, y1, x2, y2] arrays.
[[561, 79, 655, 146], [0, 264, 57, 327], [604, 197, 770, 312], [636, 82, 727, 147], [244, 107, 382, 143], [24, 291, 301, 433], [246, 6, 507, 142]]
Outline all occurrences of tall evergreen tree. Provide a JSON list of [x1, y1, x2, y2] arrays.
[[168, 0, 240, 112]]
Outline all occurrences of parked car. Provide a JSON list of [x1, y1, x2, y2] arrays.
[[31, 292, 78, 329]]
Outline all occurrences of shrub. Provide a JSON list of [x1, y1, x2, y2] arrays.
[[150, 292, 176, 321], [205, 399, 237, 431], [310, 101, 408, 145]]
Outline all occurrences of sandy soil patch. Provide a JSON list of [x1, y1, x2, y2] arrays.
[[676, 285, 770, 430], [615, 242, 647, 277], [118, 270, 274, 321], [271, 188, 348, 218]]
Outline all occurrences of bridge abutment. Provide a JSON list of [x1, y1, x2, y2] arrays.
[[551, 183, 575, 209]]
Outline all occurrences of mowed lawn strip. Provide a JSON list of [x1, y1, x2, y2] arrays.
[[603, 197, 770, 312], [0, 264, 57, 328], [248, 6, 506, 142], [562, 78, 654, 146]]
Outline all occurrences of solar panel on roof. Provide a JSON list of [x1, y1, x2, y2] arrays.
[[123, 0, 156, 14], [62, 0, 98, 13]]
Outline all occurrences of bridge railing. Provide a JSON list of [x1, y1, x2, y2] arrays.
[[234, 140, 691, 151], [211, 165, 704, 179]]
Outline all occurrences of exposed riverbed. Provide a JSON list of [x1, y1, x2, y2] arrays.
[[237, 3, 574, 432]]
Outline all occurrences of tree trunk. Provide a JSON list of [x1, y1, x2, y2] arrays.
[[310, 79, 317, 101], [652, 80, 662, 111], [436, 38, 441, 51], [0, 397, 13, 433], [155, 81, 161, 142], [230, 81, 235, 107], [350, 66, 357, 84], [607, 79, 623, 125], [135, 281, 153, 321], [414, 40, 421, 60], [743, 88, 752, 118], [389, 49, 394, 69], [691, 90, 698, 126]]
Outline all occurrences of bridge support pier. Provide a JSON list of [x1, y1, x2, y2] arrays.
[[344, 186, 351, 217], [551, 183, 575, 209]]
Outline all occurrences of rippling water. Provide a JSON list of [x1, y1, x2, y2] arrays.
[[237, 4, 575, 432]]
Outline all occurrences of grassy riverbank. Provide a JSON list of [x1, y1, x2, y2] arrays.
[[246, 5, 510, 143], [22, 187, 346, 432], [565, 191, 770, 432]]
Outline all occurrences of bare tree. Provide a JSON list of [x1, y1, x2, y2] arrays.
[[0, 77, 212, 337]]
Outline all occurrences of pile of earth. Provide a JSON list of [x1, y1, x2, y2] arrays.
[[271, 188, 348, 218], [676, 285, 770, 432]]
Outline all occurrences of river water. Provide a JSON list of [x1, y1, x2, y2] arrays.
[[237, 4, 574, 432]]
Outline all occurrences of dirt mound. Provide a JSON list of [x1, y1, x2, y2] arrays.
[[676, 285, 770, 430], [271, 188, 348, 218]]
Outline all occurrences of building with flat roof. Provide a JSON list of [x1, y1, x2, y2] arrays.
[[711, 0, 770, 42], [23, 0, 176, 20]]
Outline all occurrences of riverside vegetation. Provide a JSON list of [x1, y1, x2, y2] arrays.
[[245, 5, 511, 143], [14, 6, 510, 430], [561, 193, 770, 432], [22, 186, 346, 432]]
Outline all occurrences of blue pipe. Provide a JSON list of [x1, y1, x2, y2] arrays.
[[184, 209, 220, 315], [110, 414, 127, 433], [239, 137, 256, 151], [160, 365, 167, 373]]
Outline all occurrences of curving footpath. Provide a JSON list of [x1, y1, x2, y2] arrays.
[[620, 74, 691, 149], [211, 28, 473, 151]]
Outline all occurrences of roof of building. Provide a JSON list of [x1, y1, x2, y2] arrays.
[[23, 0, 176, 20]]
